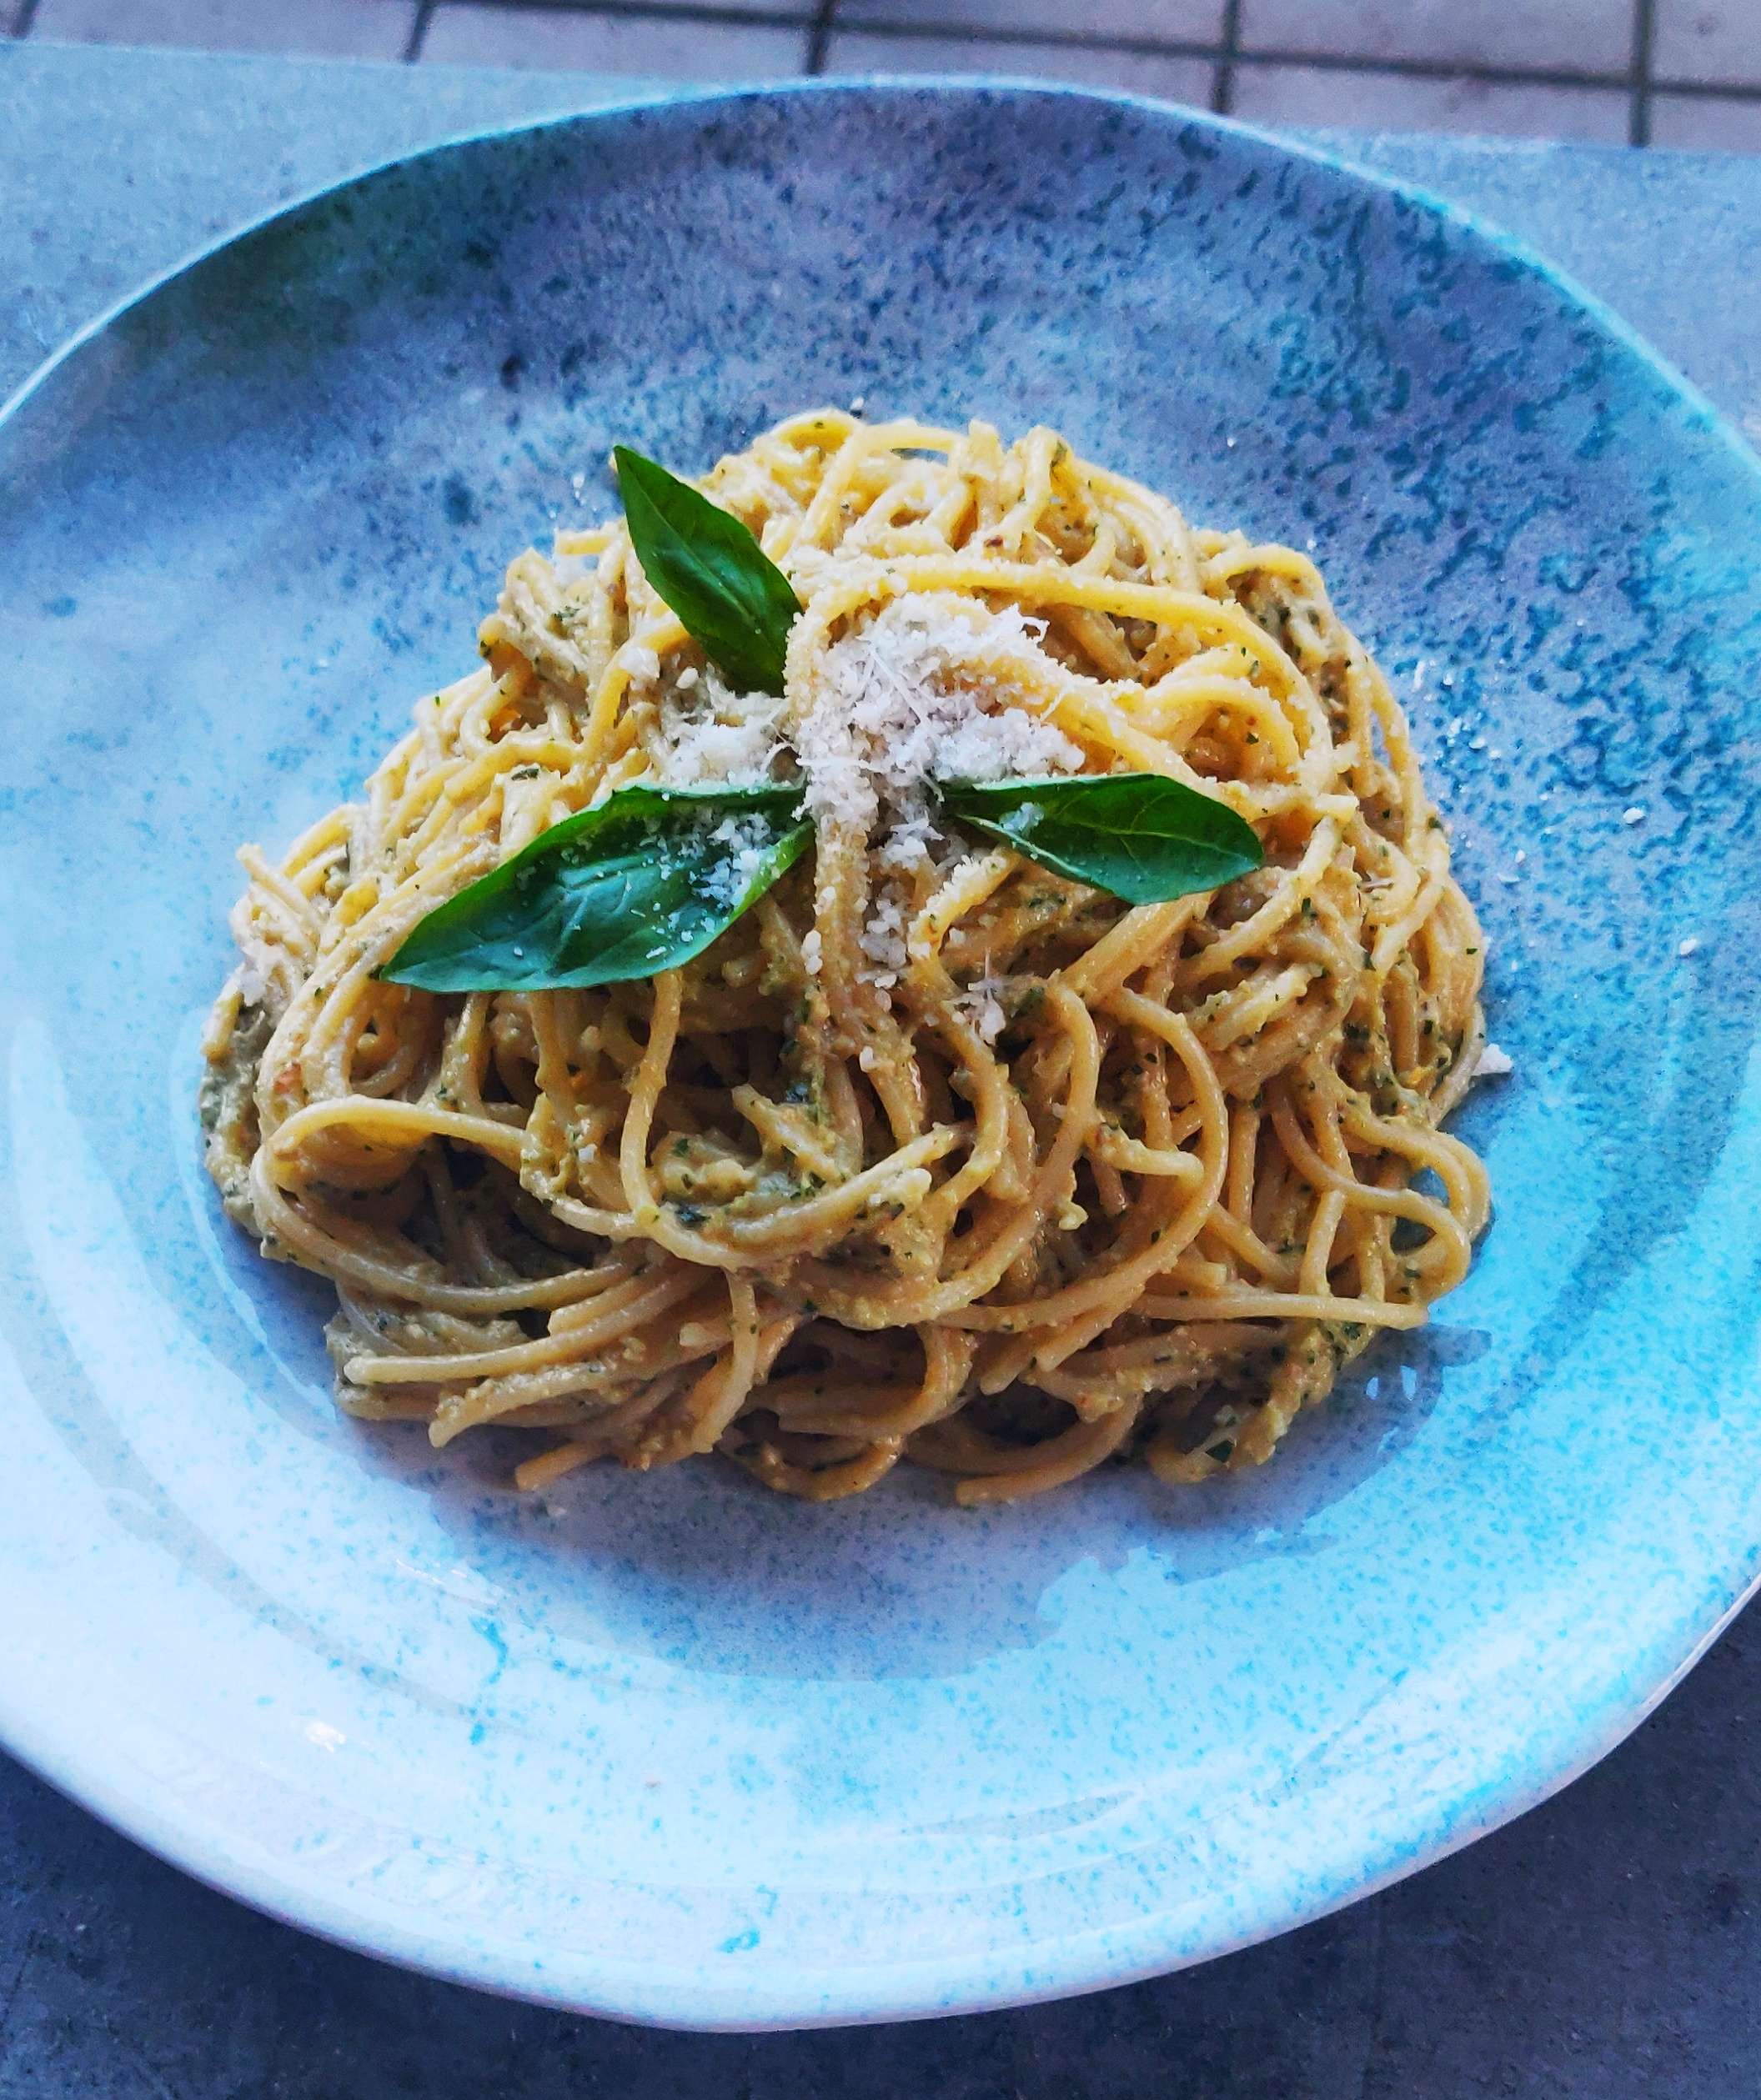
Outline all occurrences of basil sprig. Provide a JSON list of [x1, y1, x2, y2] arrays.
[[380, 783, 810, 992], [614, 447, 799, 696], [384, 449, 1261, 990], [936, 774, 1263, 905], [382, 773, 1259, 994]]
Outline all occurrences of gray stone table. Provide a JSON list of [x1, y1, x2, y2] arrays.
[[3, 39, 1758, 2097]]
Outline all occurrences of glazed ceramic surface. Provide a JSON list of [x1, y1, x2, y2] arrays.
[[3, 83, 1759, 2029]]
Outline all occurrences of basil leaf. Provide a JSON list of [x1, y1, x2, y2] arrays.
[[380, 782, 810, 993], [614, 446, 800, 696], [936, 773, 1262, 905]]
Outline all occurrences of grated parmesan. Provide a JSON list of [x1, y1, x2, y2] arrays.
[[656, 670, 786, 787], [862, 892, 908, 977], [228, 956, 269, 1007], [956, 963, 1011, 1045], [700, 814, 775, 909], [653, 587, 1084, 984], [877, 809, 941, 873], [1473, 1041, 1514, 1079], [795, 594, 1081, 839]]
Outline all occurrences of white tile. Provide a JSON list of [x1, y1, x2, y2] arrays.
[[1240, 0, 1633, 77], [1232, 60, 1632, 142], [422, 4, 808, 77], [29, 0, 416, 58], [1650, 89, 1761, 148], [1653, 0, 1761, 89], [840, 0, 1223, 46], [823, 30, 1215, 104]]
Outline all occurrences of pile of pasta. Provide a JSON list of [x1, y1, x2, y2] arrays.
[[203, 410, 1490, 1504]]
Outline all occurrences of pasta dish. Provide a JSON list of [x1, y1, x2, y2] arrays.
[[202, 409, 1493, 1504]]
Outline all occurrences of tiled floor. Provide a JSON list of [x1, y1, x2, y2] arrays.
[[10, 0, 1761, 151]]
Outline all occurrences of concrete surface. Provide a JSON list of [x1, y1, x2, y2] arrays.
[[9, 0, 1761, 149]]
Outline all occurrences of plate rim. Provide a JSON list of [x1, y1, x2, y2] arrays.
[[4, 73, 1761, 2030]]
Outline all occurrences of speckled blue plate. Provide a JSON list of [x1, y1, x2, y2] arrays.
[[3, 82, 1760, 2030]]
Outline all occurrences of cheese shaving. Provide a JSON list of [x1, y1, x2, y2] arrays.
[[795, 594, 1081, 838], [656, 672, 785, 787], [957, 965, 1011, 1045], [700, 814, 777, 909], [653, 589, 1083, 985]]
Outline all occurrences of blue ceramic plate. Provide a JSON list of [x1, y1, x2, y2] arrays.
[[3, 83, 1760, 2030]]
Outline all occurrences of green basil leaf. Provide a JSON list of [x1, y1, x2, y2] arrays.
[[380, 782, 810, 992], [614, 446, 800, 696], [936, 773, 1263, 905]]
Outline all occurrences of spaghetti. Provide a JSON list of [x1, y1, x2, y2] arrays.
[[202, 410, 1492, 1504]]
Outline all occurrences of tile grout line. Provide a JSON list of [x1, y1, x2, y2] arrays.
[[1212, 0, 1242, 116], [1630, 0, 1658, 144], [1170, 45, 1636, 92], [818, 16, 1644, 93], [413, 0, 841, 37], [1642, 77, 1761, 101], [804, 0, 836, 76], [9, 0, 1761, 128], [386, 0, 1761, 108], [404, 0, 436, 63], [512, 0, 1208, 57]]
